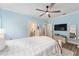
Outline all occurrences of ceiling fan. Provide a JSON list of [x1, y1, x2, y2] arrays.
[[36, 3, 61, 18]]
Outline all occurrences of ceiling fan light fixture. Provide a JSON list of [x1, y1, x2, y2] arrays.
[[46, 12, 49, 14]]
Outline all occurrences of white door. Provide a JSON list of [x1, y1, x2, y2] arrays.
[[47, 24, 53, 37]]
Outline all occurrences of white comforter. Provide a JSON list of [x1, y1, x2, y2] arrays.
[[0, 36, 61, 56]]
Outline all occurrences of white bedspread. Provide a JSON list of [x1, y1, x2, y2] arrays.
[[0, 36, 61, 56]]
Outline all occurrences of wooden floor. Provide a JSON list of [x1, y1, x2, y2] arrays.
[[62, 42, 79, 56]]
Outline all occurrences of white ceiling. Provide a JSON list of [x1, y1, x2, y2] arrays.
[[0, 3, 79, 19]]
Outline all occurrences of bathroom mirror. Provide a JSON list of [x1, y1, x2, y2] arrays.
[[28, 20, 37, 36]]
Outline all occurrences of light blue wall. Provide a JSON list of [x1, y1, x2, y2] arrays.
[[2, 9, 79, 40], [49, 11, 79, 38], [1, 9, 45, 39], [0, 9, 2, 28]]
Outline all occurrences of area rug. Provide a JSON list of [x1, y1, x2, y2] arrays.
[[62, 48, 74, 56]]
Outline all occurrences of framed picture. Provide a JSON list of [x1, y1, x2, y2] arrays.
[[69, 25, 77, 39]]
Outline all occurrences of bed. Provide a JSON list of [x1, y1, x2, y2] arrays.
[[0, 36, 61, 56]]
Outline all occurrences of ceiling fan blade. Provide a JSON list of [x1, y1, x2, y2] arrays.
[[36, 9, 46, 12], [40, 12, 46, 16], [49, 10, 61, 13], [48, 14, 51, 18]]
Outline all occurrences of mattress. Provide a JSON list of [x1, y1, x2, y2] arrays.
[[0, 36, 61, 56]]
